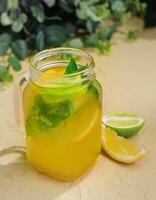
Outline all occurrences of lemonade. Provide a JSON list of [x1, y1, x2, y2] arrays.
[[23, 64, 102, 180]]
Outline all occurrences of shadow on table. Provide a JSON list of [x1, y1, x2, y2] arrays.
[[0, 146, 84, 200], [101, 147, 146, 170]]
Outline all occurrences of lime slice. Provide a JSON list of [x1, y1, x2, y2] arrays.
[[102, 112, 145, 137]]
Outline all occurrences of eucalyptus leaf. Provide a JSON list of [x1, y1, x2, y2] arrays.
[[8, 56, 22, 71], [121, 11, 132, 22], [30, 5, 45, 23], [11, 12, 27, 32], [0, 0, 6, 13], [0, 33, 11, 55], [86, 20, 96, 33], [93, 3, 110, 20], [11, 21, 23, 32], [43, 0, 56, 7], [11, 40, 28, 60], [59, 0, 74, 13], [69, 38, 84, 49], [0, 12, 12, 25], [19, 13, 28, 23], [36, 30, 45, 51], [76, 2, 88, 20], [0, 0, 147, 84], [0, 65, 13, 82], [140, 3, 147, 17], [84, 33, 99, 47], [21, 0, 29, 11], [63, 23, 76, 35], [45, 25, 68, 47], [98, 40, 111, 55], [98, 25, 116, 40], [7, 0, 19, 10], [86, 7, 101, 22], [112, 0, 127, 13]]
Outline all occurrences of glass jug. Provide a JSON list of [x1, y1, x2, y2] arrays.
[[14, 48, 102, 181]]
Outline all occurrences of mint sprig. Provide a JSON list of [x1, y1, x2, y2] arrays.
[[65, 58, 87, 74], [65, 58, 78, 74], [26, 95, 73, 134]]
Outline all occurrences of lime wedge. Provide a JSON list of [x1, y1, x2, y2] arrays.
[[102, 112, 145, 137]]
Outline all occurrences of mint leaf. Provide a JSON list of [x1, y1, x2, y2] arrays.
[[77, 66, 87, 72], [65, 58, 87, 75], [60, 52, 71, 61], [88, 85, 99, 97], [65, 58, 78, 74], [26, 95, 73, 134]]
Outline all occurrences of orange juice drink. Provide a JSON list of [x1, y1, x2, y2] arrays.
[[21, 48, 102, 180]]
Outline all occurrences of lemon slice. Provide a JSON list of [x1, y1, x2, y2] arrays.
[[102, 127, 146, 163], [102, 112, 145, 137]]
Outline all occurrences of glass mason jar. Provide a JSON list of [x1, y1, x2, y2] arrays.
[[14, 48, 102, 181]]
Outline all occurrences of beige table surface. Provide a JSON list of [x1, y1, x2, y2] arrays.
[[0, 21, 156, 200]]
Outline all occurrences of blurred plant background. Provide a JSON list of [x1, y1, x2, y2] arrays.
[[0, 0, 148, 83]]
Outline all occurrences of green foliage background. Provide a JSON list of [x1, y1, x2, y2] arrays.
[[0, 0, 146, 83]]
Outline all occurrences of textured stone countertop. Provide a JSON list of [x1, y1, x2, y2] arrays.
[[0, 21, 156, 200]]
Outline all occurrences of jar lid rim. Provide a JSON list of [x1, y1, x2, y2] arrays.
[[30, 47, 95, 78]]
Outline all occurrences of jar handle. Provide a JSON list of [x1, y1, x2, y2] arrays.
[[13, 72, 29, 132]]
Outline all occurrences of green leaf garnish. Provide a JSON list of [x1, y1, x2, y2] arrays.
[[65, 58, 78, 74], [65, 58, 87, 75], [26, 95, 73, 134], [76, 66, 87, 72]]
